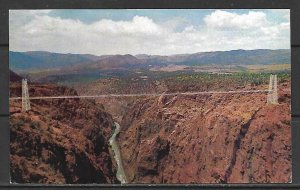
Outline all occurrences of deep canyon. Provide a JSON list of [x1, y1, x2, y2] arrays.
[[9, 71, 291, 184]]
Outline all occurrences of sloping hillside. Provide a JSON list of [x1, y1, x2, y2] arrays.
[[74, 54, 144, 70], [9, 51, 101, 71], [118, 80, 291, 183], [10, 49, 290, 72], [10, 79, 118, 183], [137, 49, 291, 66], [10, 70, 23, 82]]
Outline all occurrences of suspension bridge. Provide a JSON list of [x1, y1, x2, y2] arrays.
[[10, 74, 279, 112]]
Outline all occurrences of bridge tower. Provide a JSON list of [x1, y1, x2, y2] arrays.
[[22, 79, 31, 112], [267, 74, 278, 105]]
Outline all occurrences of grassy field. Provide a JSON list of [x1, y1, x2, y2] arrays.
[[245, 64, 291, 73]]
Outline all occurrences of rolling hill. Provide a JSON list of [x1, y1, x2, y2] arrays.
[[73, 54, 144, 71], [9, 51, 102, 71], [10, 49, 290, 72], [137, 49, 290, 66]]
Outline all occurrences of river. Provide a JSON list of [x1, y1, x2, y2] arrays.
[[109, 122, 128, 184]]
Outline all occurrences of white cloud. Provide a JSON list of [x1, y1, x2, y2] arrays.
[[261, 22, 290, 38], [9, 9, 52, 16], [9, 10, 290, 56], [204, 10, 268, 30], [89, 16, 163, 35]]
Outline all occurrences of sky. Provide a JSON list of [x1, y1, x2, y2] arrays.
[[9, 9, 290, 56]]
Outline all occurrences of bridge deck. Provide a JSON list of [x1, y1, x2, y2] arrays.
[[10, 90, 271, 100]]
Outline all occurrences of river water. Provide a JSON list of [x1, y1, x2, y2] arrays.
[[109, 122, 127, 183]]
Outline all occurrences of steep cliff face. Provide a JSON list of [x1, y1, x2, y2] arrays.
[[10, 82, 118, 184], [118, 81, 291, 183]]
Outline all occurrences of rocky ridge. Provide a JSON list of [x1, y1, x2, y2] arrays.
[[118, 81, 291, 183], [10, 81, 118, 184]]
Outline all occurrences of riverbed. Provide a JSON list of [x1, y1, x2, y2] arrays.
[[109, 122, 128, 183]]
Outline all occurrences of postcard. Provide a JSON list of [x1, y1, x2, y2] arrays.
[[9, 9, 291, 184]]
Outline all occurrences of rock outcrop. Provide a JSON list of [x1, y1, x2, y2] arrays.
[[10, 82, 118, 184], [118, 81, 291, 183]]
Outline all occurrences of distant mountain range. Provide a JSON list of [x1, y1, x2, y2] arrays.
[[10, 49, 290, 71], [9, 51, 101, 70]]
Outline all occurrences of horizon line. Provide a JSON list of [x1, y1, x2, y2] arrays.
[[9, 48, 291, 57]]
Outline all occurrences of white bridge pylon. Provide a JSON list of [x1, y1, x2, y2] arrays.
[[17, 74, 278, 112], [21, 79, 31, 112], [267, 74, 278, 105]]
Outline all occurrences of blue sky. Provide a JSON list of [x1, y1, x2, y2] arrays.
[[48, 9, 288, 25], [9, 9, 290, 55], [47, 9, 290, 34], [49, 9, 212, 25]]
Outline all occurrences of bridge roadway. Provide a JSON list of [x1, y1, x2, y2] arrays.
[[9, 89, 271, 100]]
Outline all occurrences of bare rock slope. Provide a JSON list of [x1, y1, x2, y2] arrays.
[[10, 82, 118, 184], [118, 81, 291, 183]]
